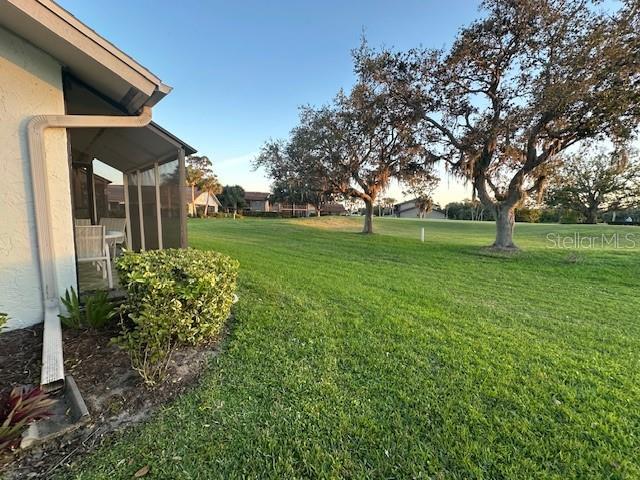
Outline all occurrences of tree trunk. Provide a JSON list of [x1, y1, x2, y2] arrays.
[[586, 209, 598, 224], [204, 192, 210, 217], [493, 204, 517, 250], [363, 199, 374, 234]]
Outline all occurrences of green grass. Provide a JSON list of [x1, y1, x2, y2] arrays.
[[65, 217, 640, 479]]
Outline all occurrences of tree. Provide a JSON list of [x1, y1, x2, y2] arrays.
[[186, 155, 213, 217], [372, 0, 640, 249], [545, 147, 640, 223], [402, 173, 439, 219], [381, 196, 396, 216], [293, 44, 438, 234], [254, 138, 332, 217], [445, 200, 494, 221], [200, 175, 223, 217], [219, 185, 246, 215]]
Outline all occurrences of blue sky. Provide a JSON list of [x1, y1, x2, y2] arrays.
[[60, 0, 486, 204]]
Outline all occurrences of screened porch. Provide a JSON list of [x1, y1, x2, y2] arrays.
[[68, 124, 193, 294]]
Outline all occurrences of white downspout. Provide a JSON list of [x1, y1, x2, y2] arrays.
[[27, 106, 152, 391]]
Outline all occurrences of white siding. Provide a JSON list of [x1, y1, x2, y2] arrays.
[[0, 27, 76, 331]]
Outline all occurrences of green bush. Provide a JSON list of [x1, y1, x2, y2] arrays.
[[539, 208, 561, 223], [115, 248, 239, 384], [59, 287, 116, 329], [0, 313, 7, 331], [515, 208, 541, 223], [243, 211, 282, 218], [560, 209, 583, 224]]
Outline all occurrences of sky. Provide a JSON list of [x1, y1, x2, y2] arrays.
[[59, 0, 488, 205]]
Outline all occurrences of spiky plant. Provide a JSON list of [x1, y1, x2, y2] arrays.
[[0, 386, 56, 451]]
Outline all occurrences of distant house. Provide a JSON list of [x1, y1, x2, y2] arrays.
[[183, 187, 221, 215], [244, 192, 271, 212], [109, 185, 220, 217], [106, 184, 125, 215], [395, 199, 446, 219], [272, 202, 317, 217], [323, 203, 348, 216], [72, 171, 112, 220]]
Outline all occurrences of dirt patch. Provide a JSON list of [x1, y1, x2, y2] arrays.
[[0, 321, 230, 479], [0, 326, 43, 398]]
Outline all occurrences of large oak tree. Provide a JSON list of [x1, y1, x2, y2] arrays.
[[370, 0, 640, 248], [296, 49, 438, 233]]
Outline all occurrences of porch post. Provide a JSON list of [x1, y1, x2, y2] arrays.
[[154, 162, 163, 249], [86, 161, 96, 224], [178, 147, 188, 248], [123, 173, 132, 249], [137, 170, 146, 251]]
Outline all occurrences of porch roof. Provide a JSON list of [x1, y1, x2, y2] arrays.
[[69, 122, 196, 173]]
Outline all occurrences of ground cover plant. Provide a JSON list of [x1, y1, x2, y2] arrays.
[[64, 217, 639, 479]]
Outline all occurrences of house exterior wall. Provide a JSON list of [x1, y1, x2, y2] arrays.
[[0, 27, 76, 331], [396, 204, 446, 219], [195, 192, 219, 213], [248, 199, 269, 212]]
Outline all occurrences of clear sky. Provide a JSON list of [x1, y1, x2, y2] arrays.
[[59, 0, 487, 205]]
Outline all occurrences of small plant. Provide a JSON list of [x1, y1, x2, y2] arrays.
[[0, 386, 56, 451], [59, 287, 116, 329], [0, 313, 7, 331], [59, 287, 82, 328], [84, 291, 117, 328], [115, 248, 239, 385]]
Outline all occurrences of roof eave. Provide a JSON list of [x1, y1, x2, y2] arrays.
[[0, 0, 172, 111]]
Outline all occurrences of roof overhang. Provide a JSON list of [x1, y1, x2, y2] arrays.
[[0, 0, 172, 112], [69, 122, 196, 173]]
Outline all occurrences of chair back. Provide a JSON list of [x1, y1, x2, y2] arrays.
[[99, 217, 126, 235], [75, 218, 91, 226], [75, 225, 105, 260]]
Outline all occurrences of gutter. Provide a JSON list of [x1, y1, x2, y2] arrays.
[[27, 106, 152, 391]]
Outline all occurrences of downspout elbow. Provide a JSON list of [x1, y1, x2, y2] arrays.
[[28, 107, 152, 390]]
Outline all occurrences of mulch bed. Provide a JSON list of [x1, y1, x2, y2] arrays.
[[0, 322, 229, 479]]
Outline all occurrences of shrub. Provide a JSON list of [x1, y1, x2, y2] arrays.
[[0, 386, 56, 451], [0, 313, 7, 331], [59, 287, 116, 329], [539, 208, 561, 223], [243, 211, 282, 218], [560, 209, 583, 224], [515, 208, 541, 223], [115, 248, 239, 385]]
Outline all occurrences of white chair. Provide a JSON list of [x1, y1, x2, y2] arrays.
[[99, 217, 127, 258], [74, 218, 91, 226], [75, 225, 113, 289]]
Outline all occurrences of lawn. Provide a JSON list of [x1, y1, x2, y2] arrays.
[[65, 217, 639, 479]]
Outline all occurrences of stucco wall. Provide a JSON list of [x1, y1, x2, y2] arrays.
[[0, 26, 76, 331]]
